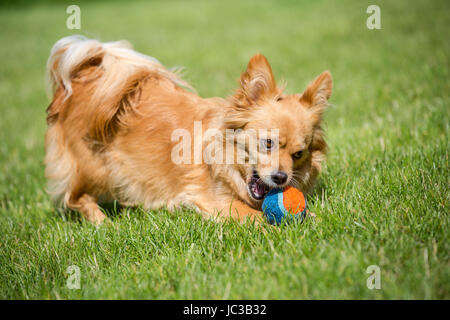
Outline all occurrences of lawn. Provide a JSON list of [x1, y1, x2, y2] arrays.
[[0, 0, 448, 299]]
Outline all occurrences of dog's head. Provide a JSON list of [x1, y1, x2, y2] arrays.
[[226, 54, 332, 202]]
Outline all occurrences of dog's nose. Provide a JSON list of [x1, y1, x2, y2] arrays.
[[271, 171, 288, 185]]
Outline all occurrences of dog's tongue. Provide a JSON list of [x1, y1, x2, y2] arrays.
[[255, 182, 266, 197], [250, 178, 268, 198], [249, 175, 269, 200]]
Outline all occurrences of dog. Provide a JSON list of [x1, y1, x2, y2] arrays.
[[45, 35, 332, 225]]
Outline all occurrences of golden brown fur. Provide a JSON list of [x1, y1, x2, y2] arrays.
[[45, 36, 332, 224]]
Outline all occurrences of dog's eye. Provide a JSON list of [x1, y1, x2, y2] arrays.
[[261, 139, 275, 151], [292, 150, 303, 159]]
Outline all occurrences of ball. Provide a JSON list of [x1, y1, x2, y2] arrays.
[[262, 186, 307, 225]]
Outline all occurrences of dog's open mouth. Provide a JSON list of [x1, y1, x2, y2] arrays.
[[248, 170, 270, 200]]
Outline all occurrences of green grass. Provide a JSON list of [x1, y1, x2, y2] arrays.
[[0, 0, 448, 299]]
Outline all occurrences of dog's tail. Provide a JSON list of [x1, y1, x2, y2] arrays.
[[45, 35, 192, 143], [46, 35, 191, 98]]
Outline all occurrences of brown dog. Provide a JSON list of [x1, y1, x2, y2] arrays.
[[45, 36, 332, 225]]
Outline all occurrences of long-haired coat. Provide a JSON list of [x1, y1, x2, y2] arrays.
[[45, 36, 332, 224]]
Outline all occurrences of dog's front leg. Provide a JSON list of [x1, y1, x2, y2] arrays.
[[199, 199, 264, 223], [228, 200, 264, 223]]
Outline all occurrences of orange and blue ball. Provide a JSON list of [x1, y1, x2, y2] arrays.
[[262, 186, 307, 225]]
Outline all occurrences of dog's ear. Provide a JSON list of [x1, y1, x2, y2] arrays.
[[300, 71, 332, 121], [234, 54, 277, 106]]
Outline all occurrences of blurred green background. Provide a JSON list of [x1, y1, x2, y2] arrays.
[[0, 0, 448, 299]]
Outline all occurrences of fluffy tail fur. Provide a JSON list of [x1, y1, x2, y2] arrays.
[[46, 35, 191, 98]]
